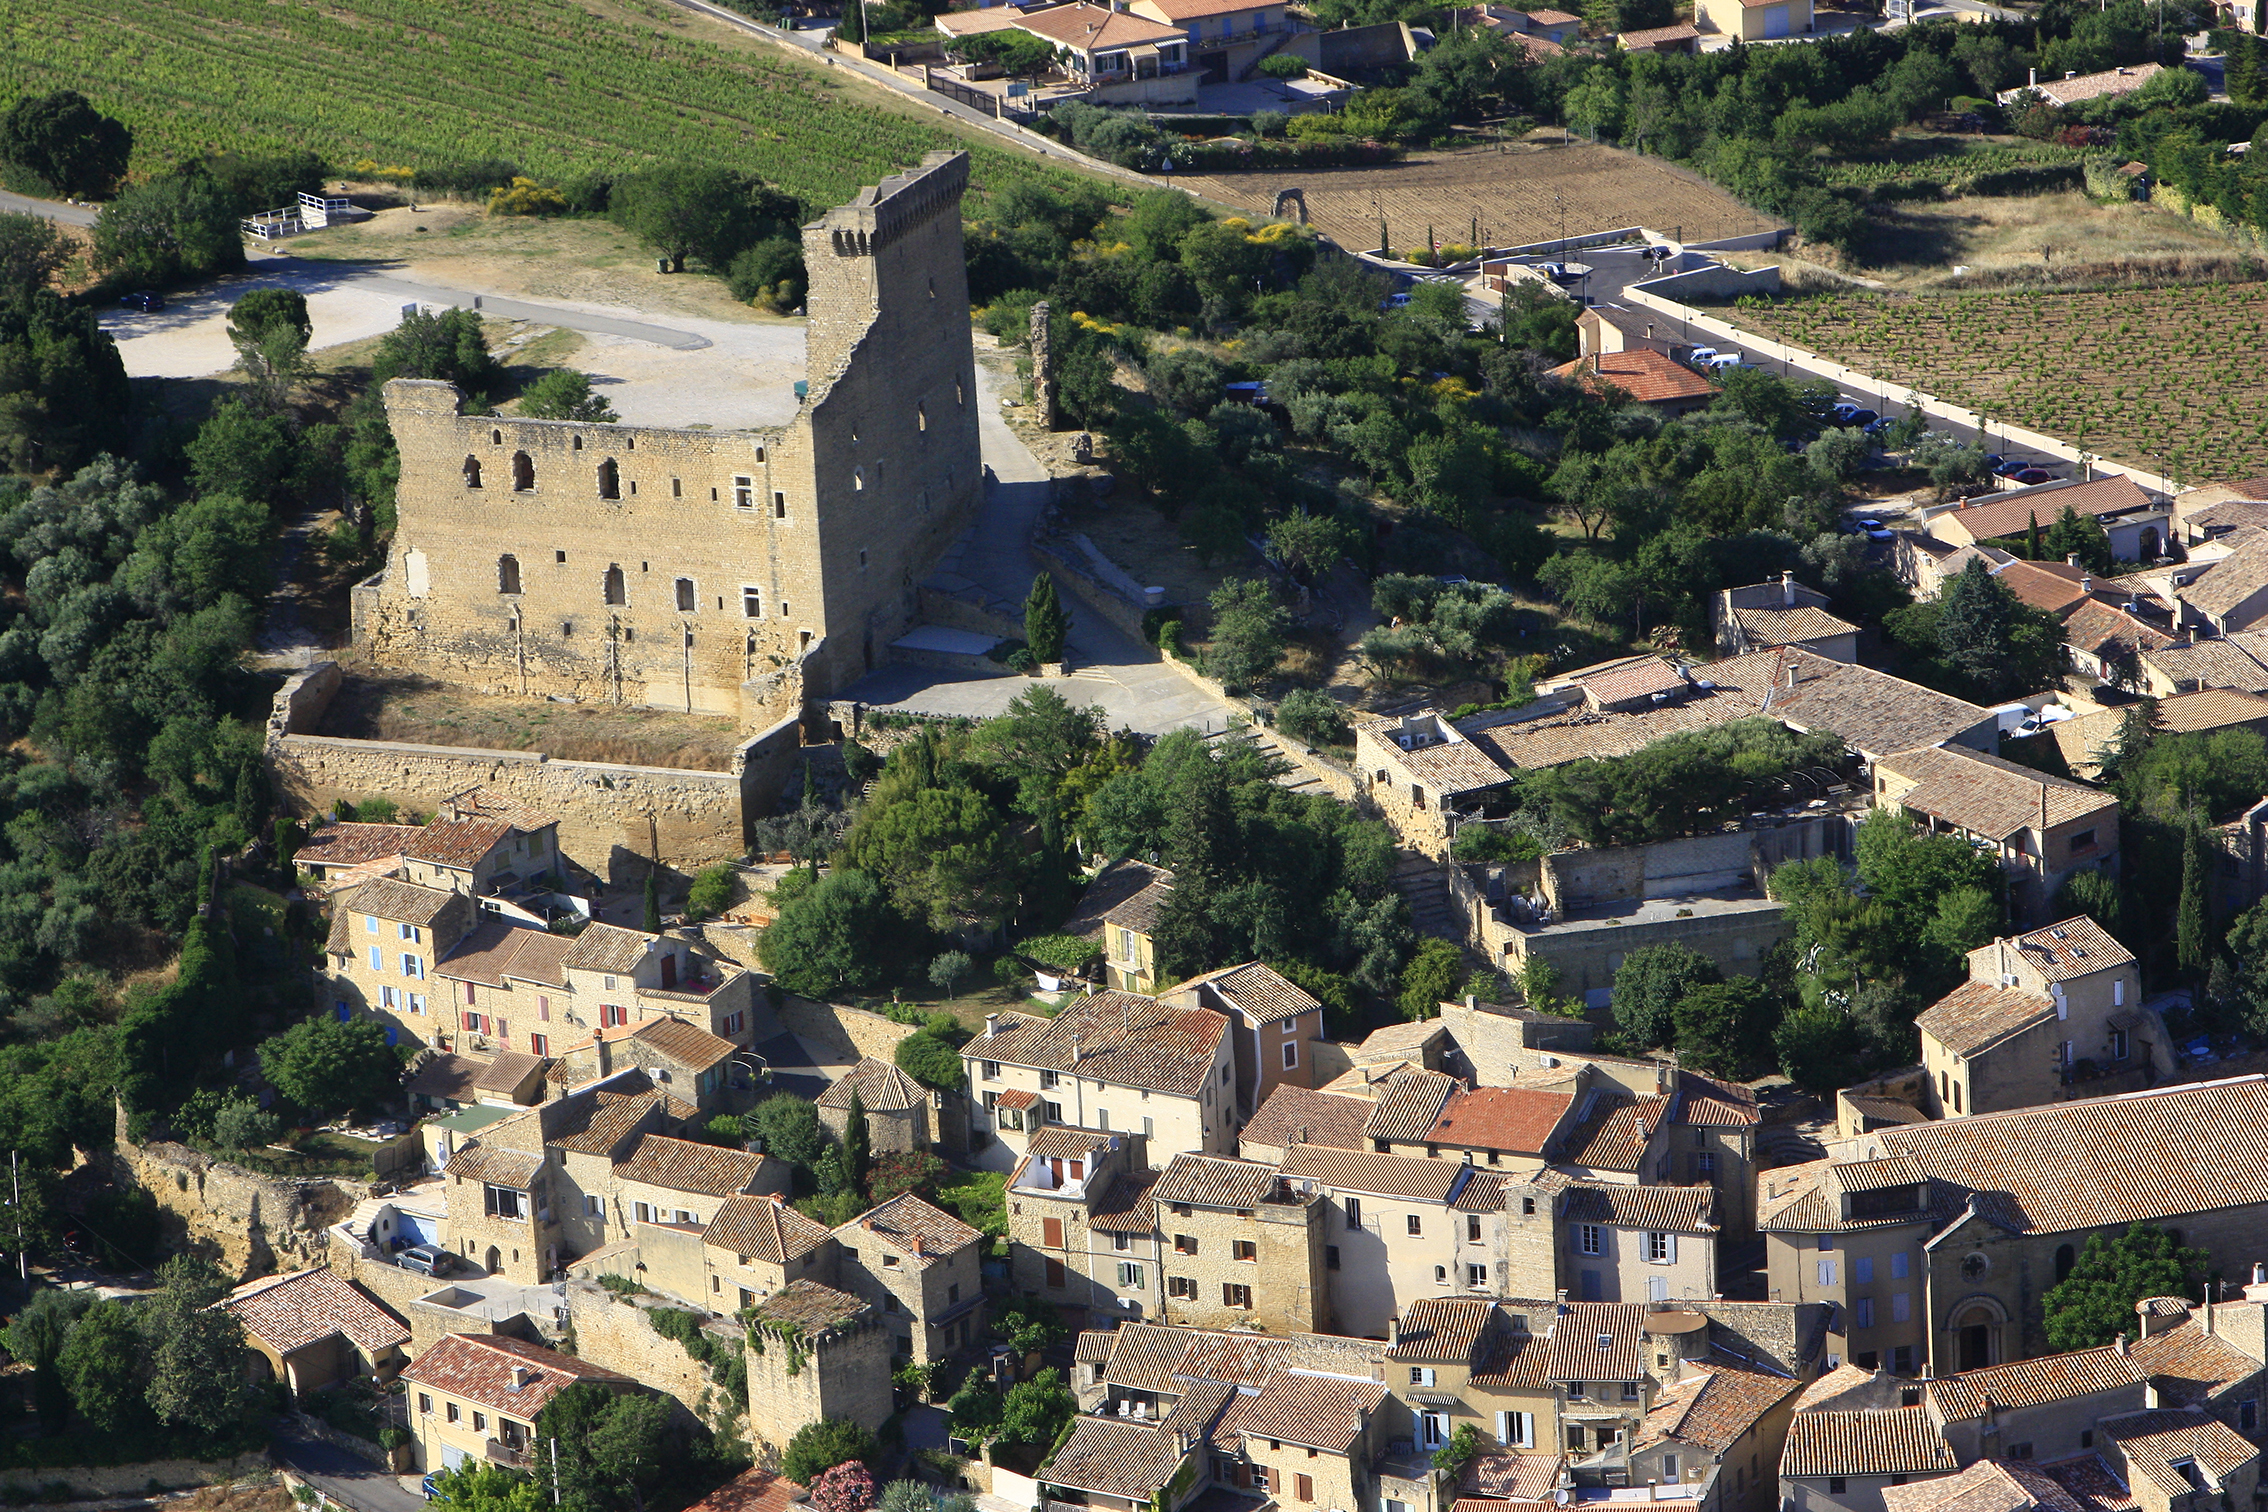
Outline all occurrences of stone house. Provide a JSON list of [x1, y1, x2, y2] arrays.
[[1547, 1180, 1718, 1305], [1546, 350, 1719, 416], [398, 793, 565, 899], [1007, 1126, 1163, 1323], [324, 875, 473, 1048], [1629, 1363, 1803, 1512], [364, 154, 984, 730], [1408, 1084, 1581, 1165], [1760, 1154, 1935, 1375], [1358, 1068, 1464, 1158], [1151, 1152, 1331, 1334], [1386, 1297, 1558, 1474], [1156, 961, 1322, 1126], [2128, 1288, 2268, 1442], [1874, 750, 2119, 925], [702, 1191, 838, 1309], [743, 1280, 893, 1452], [1712, 577, 1859, 663], [815, 1058, 932, 1153], [1924, 476, 2169, 563], [2052, 686, 2268, 779], [402, 1332, 636, 1473], [1277, 1144, 1516, 1340], [2177, 529, 2268, 634], [963, 990, 1234, 1171], [1061, 857, 1174, 995], [2136, 636, 2268, 698], [1042, 1416, 1200, 1512], [832, 1191, 986, 1365], [219, 1266, 411, 1394], [1237, 1369, 1395, 1512], [292, 821, 423, 889], [1355, 709, 1518, 857], [1238, 1083, 1376, 1165], [1765, 1076, 2268, 1372], [551, 1016, 745, 1113], [1914, 918, 2160, 1119]]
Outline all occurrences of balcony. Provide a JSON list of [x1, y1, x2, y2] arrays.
[[485, 1439, 531, 1468]]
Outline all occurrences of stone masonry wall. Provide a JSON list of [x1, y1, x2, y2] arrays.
[[113, 1129, 364, 1279], [745, 1314, 893, 1461], [564, 1281, 739, 1430], [0, 1454, 269, 1501], [774, 997, 921, 1064]]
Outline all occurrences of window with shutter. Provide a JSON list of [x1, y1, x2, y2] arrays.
[[1045, 1258, 1065, 1288], [1042, 1217, 1064, 1247], [1295, 1475, 1313, 1503]]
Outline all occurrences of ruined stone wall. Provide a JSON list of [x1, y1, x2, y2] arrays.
[[360, 153, 982, 723], [774, 996, 921, 1064], [745, 1315, 893, 1459], [113, 1131, 364, 1279]]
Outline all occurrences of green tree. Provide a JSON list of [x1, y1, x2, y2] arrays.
[[842, 1087, 870, 1186], [749, 1093, 826, 1170], [3, 1287, 93, 1427], [1396, 937, 1464, 1022], [57, 1300, 144, 1432], [520, 369, 620, 423], [373, 305, 501, 394], [2178, 821, 2209, 977], [997, 1369, 1075, 1447], [226, 288, 311, 406], [1610, 945, 1721, 1054], [946, 1376, 1004, 1443], [928, 950, 972, 996], [610, 163, 800, 273], [2043, 505, 2114, 575], [1023, 572, 1069, 665], [91, 176, 244, 288], [1936, 557, 2061, 701], [685, 864, 737, 922], [1275, 688, 1349, 748], [1773, 1001, 1868, 1095], [185, 399, 297, 506], [1673, 976, 1782, 1078], [259, 1015, 402, 1117], [1206, 578, 1289, 691], [0, 91, 131, 198], [2042, 1223, 2208, 1351], [992, 1293, 1069, 1354], [142, 1254, 254, 1432], [537, 1382, 679, 1512], [783, 1419, 880, 1485], [642, 870, 662, 933], [0, 292, 131, 473], [0, 213, 69, 303], [758, 868, 902, 998], [895, 1029, 966, 1093], [429, 1464, 547, 1512], [1267, 512, 1355, 584], [1563, 67, 1627, 141]]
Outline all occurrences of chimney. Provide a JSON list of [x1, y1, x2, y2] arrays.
[[1784, 665, 1799, 689], [596, 1032, 613, 1078], [1071, 1032, 1084, 1063], [985, 1014, 1000, 1038], [2066, 69, 2078, 79], [1645, 323, 1655, 341], [1465, 994, 1477, 1012], [2029, 65, 2038, 86], [2081, 575, 2092, 595], [2116, 1332, 2130, 1356], [1782, 571, 1796, 605], [1387, 1315, 1400, 1346], [1296, 1124, 1310, 1145], [510, 1365, 530, 1391], [2067, 554, 2083, 568], [2205, 1284, 2217, 1336]]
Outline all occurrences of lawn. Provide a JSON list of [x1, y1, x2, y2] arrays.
[[0, 0, 1095, 213], [1725, 282, 2268, 481]]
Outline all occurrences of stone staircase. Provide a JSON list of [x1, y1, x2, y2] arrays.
[[1204, 725, 1327, 796], [1390, 846, 1462, 940]]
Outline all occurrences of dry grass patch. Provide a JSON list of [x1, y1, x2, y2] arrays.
[[317, 670, 746, 771]]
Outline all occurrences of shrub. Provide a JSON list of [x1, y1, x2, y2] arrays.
[[1019, 934, 1100, 974], [782, 1420, 879, 1486], [1450, 828, 1544, 863], [1258, 54, 1308, 79], [1274, 688, 1348, 747], [895, 1029, 966, 1092], [868, 1150, 949, 1205], [685, 864, 738, 922], [488, 177, 567, 215]]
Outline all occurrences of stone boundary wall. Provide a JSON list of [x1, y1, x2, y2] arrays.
[[775, 996, 921, 1064], [916, 585, 1024, 642], [0, 1455, 269, 1501], [113, 1129, 364, 1278], [1622, 275, 2180, 495]]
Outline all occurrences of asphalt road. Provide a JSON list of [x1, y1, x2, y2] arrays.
[[272, 1429, 426, 1512], [0, 187, 96, 227]]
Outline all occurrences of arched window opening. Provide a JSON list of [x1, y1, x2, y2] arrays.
[[625, 436, 636, 451], [464, 456, 483, 489], [498, 555, 522, 595], [571, 435, 583, 451], [512, 452, 535, 491], [675, 578, 696, 612], [597, 459, 620, 500], [491, 428, 503, 445], [604, 565, 626, 607]]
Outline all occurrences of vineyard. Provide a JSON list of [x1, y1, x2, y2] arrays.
[[1813, 135, 2086, 193], [0, 0, 1085, 211], [1728, 284, 2268, 481]]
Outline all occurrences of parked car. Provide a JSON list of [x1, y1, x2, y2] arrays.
[[1686, 346, 1720, 367], [119, 290, 165, 312], [1380, 291, 1412, 310], [2008, 467, 2055, 485], [1864, 417, 1897, 437], [399, 1243, 448, 1276], [1700, 353, 1744, 372], [1830, 405, 1879, 428]]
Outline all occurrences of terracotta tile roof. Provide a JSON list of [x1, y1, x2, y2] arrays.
[[1076, 1330, 1119, 1363], [1063, 858, 1174, 941], [560, 923, 654, 975], [1782, 1407, 1958, 1478], [1638, 1364, 1800, 1453], [2054, 688, 2268, 773], [1390, 1298, 1496, 1362], [1047, 1417, 1189, 1500], [403, 816, 513, 870], [438, 920, 573, 989], [750, 1278, 869, 1336], [2035, 1454, 2143, 1512], [446, 1142, 544, 1188], [2139, 638, 2268, 694], [1928, 1345, 2147, 1422], [1727, 603, 1860, 648], [1472, 1325, 1553, 1389], [1459, 687, 1764, 771], [295, 822, 421, 869], [996, 1088, 1040, 1111], [615, 1133, 773, 1196], [1993, 559, 2103, 618], [1678, 1073, 1761, 1128], [705, 1192, 833, 1264], [1880, 1458, 2085, 1512], [2185, 530, 2268, 619], [1353, 1019, 1451, 1060], [335, 876, 472, 931], [1541, 1303, 1649, 1383], [2029, 61, 2164, 105], [1458, 1453, 1568, 1503], [1013, 2, 1187, 50], [978, 992, 1227, 1097], [1758, 1157, 1943, 1234], [1557, 1093, 1670, 1173], [1842, 1093, 1931, 1125], [816, 1057, 926, 1112], [1164, 961, 1320, 1023], [1711, 649, 1996, 761], [1028, 1125, 1116, 1161], [475, 1050, 547, 1094], [681, 1470, 807, 1512], [1427, 1087, 1573, 1154], [1087, 1172, 1159, 1235], [402, 1333, 631, 1416], [1620, 20, 1700, 42], [1101, 1322, 1201, 1391], [1978, 917, 2137, 983], [1452, 1170, 1508, 1212], [1579, 656, 1690, 706], [1177, 1332, 1293, 1387], [221, 1267, 409, 1356], [1235, 1370, 1388, 1453], [408, 1053, 486, 1103], [1916, 980, 2055, 1058], [1157, 1377, 1238, 1447], [1135, 0, 1278, 20], [1364, 1069, 1462, 1142], [1549, 349, 1716, 406], [845, 1191, 981, 1259], [2064, 599, 2179, 661], [1280, 1144, 1470, 1202], [1560, 1181, 1716, 1233], [546, 1089, 668, 1156], [2128, 1317, 2263, 1408], [1155, 1154, 1281, 1210], [1241, 1085, 1372, 1155], [2103, 1409, 2256, 1493], [1358, 716, 1513, 793], [1879, 745, 2113, 840], [1934, 476, 2157, 545], [631, 1015, 736, 1071]]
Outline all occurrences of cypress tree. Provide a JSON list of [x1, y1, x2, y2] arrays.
[[2178, 822, 2208, 978], [1024, 572, 1069, 665], [843, 1088, 869, 1190], [643, 870, 662, 933]]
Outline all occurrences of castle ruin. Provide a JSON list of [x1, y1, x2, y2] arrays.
[[355, 151, 984, 731]]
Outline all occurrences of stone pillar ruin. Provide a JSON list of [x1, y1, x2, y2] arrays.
[[1030, 300, 1059, 430]]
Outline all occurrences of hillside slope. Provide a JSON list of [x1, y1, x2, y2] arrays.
[[1, 0, 1082, 210]]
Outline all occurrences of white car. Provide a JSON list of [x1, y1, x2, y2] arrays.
[[1686, 346, 1719, 367], [1701, 353, 1744, 372]]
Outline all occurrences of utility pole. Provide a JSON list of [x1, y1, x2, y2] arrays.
[[550, 1438, 562, 1506], [10, 1152, 21, 1284]]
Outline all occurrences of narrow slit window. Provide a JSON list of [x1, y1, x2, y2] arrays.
[[604, 565, 626, 607], [773, 492, 787, 518], [671, 477, 682, 498]]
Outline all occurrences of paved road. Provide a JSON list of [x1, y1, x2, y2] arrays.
[[0, 187, 96, 227], [272, 1430, 425, 1512]]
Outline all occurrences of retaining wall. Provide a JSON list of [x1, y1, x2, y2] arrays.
[[774, 996, 922, 1064], [0, 1455, 269, 1501], [112, 1130, 364, 1279], [1622, 274, 2180, 494]]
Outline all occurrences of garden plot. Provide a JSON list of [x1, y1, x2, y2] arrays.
[[1725, 283, 2268, 480]]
